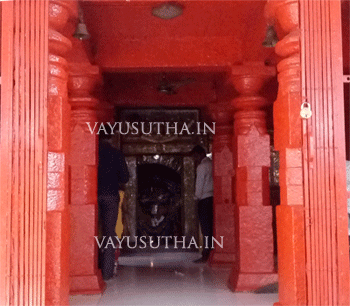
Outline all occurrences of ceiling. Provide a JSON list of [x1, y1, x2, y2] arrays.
[[81, 0, 276, 71], [103, 71, 222, 107], [78, 0, 277, 119]]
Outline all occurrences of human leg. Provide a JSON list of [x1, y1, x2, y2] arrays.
[[197, 197, 213, 260], [98, 195, 120, 279]]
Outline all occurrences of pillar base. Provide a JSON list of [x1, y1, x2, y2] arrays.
[[70, 271, 106, 295], [228, 270, 278, 292], [209, 251, 235, 267]]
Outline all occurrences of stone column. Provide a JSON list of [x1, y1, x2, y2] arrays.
[[265, 1, 306, 305], [46, 1, 77, 305], [68, 63, 105, 294], [207, 102, 235, 265], [123, 156, 138, 240], [183, 156, 199, 242], [228, 64, 278, 291]]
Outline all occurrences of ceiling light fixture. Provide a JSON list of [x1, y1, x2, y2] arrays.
[[152, 3, 183, 20]]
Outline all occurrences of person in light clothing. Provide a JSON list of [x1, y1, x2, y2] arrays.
[[191, 145, 213, 262]]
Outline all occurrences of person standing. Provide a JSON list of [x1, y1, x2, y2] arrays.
[[98, 132, 129, 280], [191, 145, 213, 263]]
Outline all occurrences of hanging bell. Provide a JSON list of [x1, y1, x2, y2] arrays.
[[73, 22, 91, 40], [262, 25, 278, 48]]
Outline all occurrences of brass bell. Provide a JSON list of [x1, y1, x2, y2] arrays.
[[262, 25, 278, 48], [73, 22, 91, 40]]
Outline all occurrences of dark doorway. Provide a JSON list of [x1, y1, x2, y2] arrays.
[[136, 163, 182, 240]]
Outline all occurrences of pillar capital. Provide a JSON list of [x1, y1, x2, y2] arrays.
[[230, 75, 268, 97], [49, 1, 78, 32], [68, 63, 102, 98], [228, 63, 275, 135], [68, 63, 105, 125], [265, 0, 299, 34], [207, 101, 233, 126], [229, 62, 276, 97]]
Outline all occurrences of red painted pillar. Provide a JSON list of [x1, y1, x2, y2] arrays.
[[266, 1, 350, 305], [68, 63, 106, 294], [264, 2, 307, 304], [208, 102, 235, 265], [228, 66, 278, 291], [46, 1, 77, 305]]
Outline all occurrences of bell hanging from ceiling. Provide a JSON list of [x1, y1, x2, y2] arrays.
[[262, 25, 278, 48], [73, 22, 91, 40], [73, 7, 90, 40]]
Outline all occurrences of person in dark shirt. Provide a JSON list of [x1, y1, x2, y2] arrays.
[[98, 133, 129, 280]]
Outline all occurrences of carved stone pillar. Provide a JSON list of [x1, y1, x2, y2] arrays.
[[123, 156, 138, 240], [68, 63, 105, 294], [47, 1, 77, 305], [207, 102, 235, 265], [183, 156, 199, 242], [228, 64, 278, 291], [265, 1, 306, 305]]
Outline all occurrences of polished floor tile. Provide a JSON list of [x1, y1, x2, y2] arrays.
[[70, 252, 278, 306]]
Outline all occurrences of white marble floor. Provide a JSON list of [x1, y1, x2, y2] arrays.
[[70, 252, 278, 306]]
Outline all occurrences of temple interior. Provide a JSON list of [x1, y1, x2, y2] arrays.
[[1, 0, 350, 305]]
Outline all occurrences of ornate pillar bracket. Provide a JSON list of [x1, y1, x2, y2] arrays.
[[68, 64, 106, 295], [207, 102, 235, 266], [228, 63, 278, 291]]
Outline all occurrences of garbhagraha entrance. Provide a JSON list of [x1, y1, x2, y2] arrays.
[[117, 107, 210, 254], [136, 162, 182, 239]]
